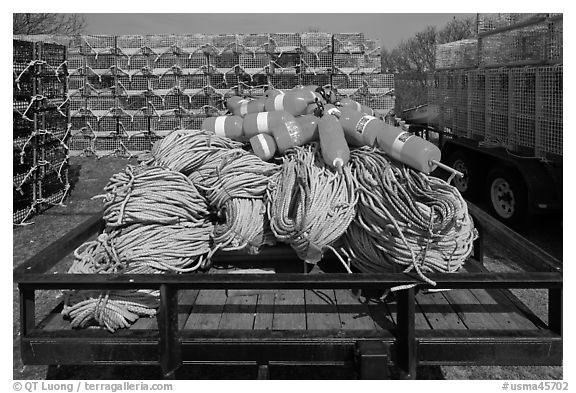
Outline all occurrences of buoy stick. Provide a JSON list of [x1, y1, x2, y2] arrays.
[[430, 160, 464, 178]]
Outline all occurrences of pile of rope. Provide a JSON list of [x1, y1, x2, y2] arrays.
[[341, 147, 477, 287], [151, 129, 279, 254], [267, 144, 358, 264], [63, 165, 213, 331]]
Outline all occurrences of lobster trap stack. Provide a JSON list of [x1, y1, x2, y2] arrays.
[[19, 33, 394, 157], [428, 13, 562, 162], [13, 39, 70, 224]]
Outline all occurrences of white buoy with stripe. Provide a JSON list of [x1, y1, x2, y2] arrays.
[[233, 98, 266, 117], [376, 123, 441, 174], [242, 111, 294, 139], [250, 133, 277, 161], [201, 115, 244, 141], [226, 97, 251, 114], [264, 89, 317, 117]]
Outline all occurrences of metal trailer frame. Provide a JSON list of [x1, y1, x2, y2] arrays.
[[14, 204, 562, 379]]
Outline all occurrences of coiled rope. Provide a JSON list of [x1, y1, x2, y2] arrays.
[[151, 129, 279, 254], [341, 147, 477, 287], [93, 165, 209, 227], [62, 290, 159, 332], [267, 144, 358, 264]]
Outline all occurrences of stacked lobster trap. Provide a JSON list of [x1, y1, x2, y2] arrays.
[[49, 33, 394, 156], [429, 13, 562, 161], [13, 39, 70, 224]]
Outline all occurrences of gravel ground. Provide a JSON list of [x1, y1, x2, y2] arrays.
[[13, 156, 563, 380]]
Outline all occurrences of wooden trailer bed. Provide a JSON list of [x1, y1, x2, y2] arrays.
[[14, 204, 562, 379]]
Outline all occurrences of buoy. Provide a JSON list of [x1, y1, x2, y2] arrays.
[[318, 113, 350, 172], [265, 89, 285, 99], [295, 114, 320, 141], [226, 97, 251, 114], [339, 97, 375, 116], [265, 89, 317, 117], [337, 108, 383, 147], [201, 115, 244, 141], [323, 104, 342, 117], [250, 133, 277, 161], [376, 124, 442, 174], [337, 108, 379, 147], [272, 118, 316, 154], [233, 98, 266, 117], [242, 111, 294, 139]]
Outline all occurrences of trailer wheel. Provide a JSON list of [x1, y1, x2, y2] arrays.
[[486, 168, 527, 227], [446, 151, 476, 197]]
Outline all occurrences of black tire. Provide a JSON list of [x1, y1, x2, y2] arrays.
[[445, 150, 477, 199], [485, 167, 528, 228]]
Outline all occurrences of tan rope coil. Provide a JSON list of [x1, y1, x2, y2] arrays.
[[93, 165, 209, 227], [267, 144, 358, 264], [151, 129, 279, 254], [341, 147, 477, 286], [62, 290, 159, 332]]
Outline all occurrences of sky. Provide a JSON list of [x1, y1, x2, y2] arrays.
[[82, 13, 476, 50]]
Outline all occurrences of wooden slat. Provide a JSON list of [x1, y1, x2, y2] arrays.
[[334, 289, 377, 330], [184, 289, 226, 330], [442, 289, 504, 330], [416, 291, 467, 330], [132, 290, 199, 330], [387, 293, 431, 330], [272, 290, 306, 330], [253, 293, 275, 330], [305, 289, 341, 330], [218, 294, 258, 330], [468, 288, 533, 330]]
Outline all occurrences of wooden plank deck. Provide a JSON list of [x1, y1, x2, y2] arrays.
[[37, 281, 543, 335]]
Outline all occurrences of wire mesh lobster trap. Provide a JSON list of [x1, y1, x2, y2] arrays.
[[150, 114, 182, 136], [333, 54, 363, 75], [238, 33, 270, 54], [538, 65, 562, 158], [269, 74, 300, 91], [477, 13, 548, 33], [466, 69, 486, 140], [486, 68, 510, 145], [301, 32, 332, 54], [301, 52, 332, 74], [81, 35, 117, 56], [181, 53, 209, 74], [269, 33, 301, 53], [239, 53, 270, 80], [333, 33, 365, 53], [270, 52, 300, 74], [480, 20, 550, 67], [510, 67, 536, 151], [452, 71, 469, 137], [435, 39, 478, 70], [180, 74, 208, 96], [181, 114, 207, 130]]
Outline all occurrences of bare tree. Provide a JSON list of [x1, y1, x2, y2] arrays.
[[436, 16, 476, 44], [380, 15, 476, 73], [13, 13, 86, 35]]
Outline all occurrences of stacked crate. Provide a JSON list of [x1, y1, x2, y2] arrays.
[[13, 39, 70, 224], [62, 33, 394, 155], [428, 14, 562, 160]]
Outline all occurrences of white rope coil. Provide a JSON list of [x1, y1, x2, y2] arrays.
[[267, 144, 358, 264], [93, 165, 209, 227], [341, 147, 477, 286]]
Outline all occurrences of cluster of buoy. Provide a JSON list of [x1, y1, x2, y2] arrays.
[[202, 84, 444, 175]]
